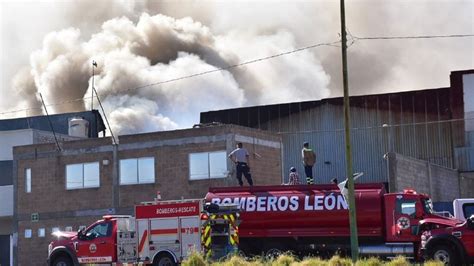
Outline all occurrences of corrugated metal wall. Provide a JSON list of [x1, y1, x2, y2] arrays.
[[258, 92, 455, 184], [455, 131, 474, 172], [201, 89, 457, 184]]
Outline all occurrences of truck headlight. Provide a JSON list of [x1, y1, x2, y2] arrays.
[[48, 243, 53, 256]]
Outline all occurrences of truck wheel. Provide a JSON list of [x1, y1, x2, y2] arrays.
[[429, 245, 457, 265], [265, 248, 283, 260], [52, 255, 73, 266], [153, 253, 176, 266]]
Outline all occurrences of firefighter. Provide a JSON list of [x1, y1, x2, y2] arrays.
[[301, 141, 316, 184], [283, 167, 300, 185], [228, 142, 253, 186]]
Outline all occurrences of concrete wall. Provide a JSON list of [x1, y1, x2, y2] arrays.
[[0, 129, 78, 160], [388, 152, 460, 201], [0, 130, 34, 161], [459, 172, 474, 197], [13, 124, 281, 265], [0, 186, 13, 217]]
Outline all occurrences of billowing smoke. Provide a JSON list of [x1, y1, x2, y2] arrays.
[[1, 0, 472, 135], [5, 8, 330, 135]]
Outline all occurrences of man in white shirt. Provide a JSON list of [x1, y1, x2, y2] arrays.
[[228, 142, 253, 186]]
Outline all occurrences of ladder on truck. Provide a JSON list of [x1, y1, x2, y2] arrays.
[[201, 203, 241, 260]]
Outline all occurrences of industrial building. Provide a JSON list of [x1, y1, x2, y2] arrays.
[[201, 70, 474, 200], [8, 69, 474, 265]]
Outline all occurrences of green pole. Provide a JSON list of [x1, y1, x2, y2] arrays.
[[340, 0, 359, 262]]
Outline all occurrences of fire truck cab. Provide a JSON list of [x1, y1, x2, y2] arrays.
[[47, 200, 240, 266], [421, 215, 474, 265]]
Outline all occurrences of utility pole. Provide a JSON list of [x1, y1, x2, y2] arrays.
[[340, 0, 359, 262], [91, 60, 97, 110]]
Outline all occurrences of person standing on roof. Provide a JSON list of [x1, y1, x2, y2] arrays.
[[228, 142, 253, 186], [286, 167, 300, 185], [301, 141, 316, 184]]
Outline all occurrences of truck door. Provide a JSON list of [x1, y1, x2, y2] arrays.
[[137, 219, 149, 260], [149, 218, 180, 257], [462, 223, 474, 257], [76, 221, 115, 263], [388, 195, 421, 242], [180, 217, 201, 257]]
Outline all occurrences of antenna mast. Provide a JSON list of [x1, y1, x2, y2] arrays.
[[38, 93, 61, 151], [91, 60, 97, 110]]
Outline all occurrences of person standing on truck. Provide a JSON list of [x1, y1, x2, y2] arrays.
[[229, 142, 253, 186], [301, 141, 316, 184], [286, 166, 300, 185]]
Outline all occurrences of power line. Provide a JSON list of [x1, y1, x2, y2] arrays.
[[0, 39, 341, 116], [130, 40, 342, 92], [1, 33, 473, 117], [0, 97, 91, 116], [354, 33, 474, 40], [277, 117, 473, 135]]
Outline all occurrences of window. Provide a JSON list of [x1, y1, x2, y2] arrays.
[[401, 202, 416, 216], [25, 168, 31, 193], [422, 198, 434, 214], [24, 229, 32, 238], [189, 151, 227, 180], [66, 162, 100, 189], [119, 157, 155, 185], [85, 222, 112, 239], [463, 203, 474, 220], [38, 228, 45, 238], [396, 199, 417, 217], [65, 226, 73, 232], [52, 227, 60, 233]]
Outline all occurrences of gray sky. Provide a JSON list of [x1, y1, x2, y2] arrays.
[[0, 0, 473, 134]]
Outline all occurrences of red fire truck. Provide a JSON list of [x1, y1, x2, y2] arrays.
[[48, 182, 472, 265], [421, 214, 474, 265], [205, 182, 470, 263], [47, 200, 239, 266]]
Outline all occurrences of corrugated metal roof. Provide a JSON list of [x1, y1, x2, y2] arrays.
[[201, 88, 458, 184]]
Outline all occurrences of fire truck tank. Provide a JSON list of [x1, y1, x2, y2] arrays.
[[205, 183, 386, 238]]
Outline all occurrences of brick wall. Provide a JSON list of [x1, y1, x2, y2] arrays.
[[388, 152, 460, 201], [13, 124, 281, 265], [18, 216, 103, 266]]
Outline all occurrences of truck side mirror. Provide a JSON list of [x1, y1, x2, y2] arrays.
[[77, 228, 85, 240], [467, 215, 474, 230]]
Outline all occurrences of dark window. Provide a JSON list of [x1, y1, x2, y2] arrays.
[[463, 203, 474, 220], [0, 161, 13, 186]]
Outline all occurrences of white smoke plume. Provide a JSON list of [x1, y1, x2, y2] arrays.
[[1, 0, 472, 135]]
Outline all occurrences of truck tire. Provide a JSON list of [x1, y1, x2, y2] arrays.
[[153, 253, 177, 266], [52, 255, 73, 266], [428, 245, 458, 266], [265, 248, 283, 260]]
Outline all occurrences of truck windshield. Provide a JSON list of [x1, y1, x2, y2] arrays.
[[422, 198, 434, 214]]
